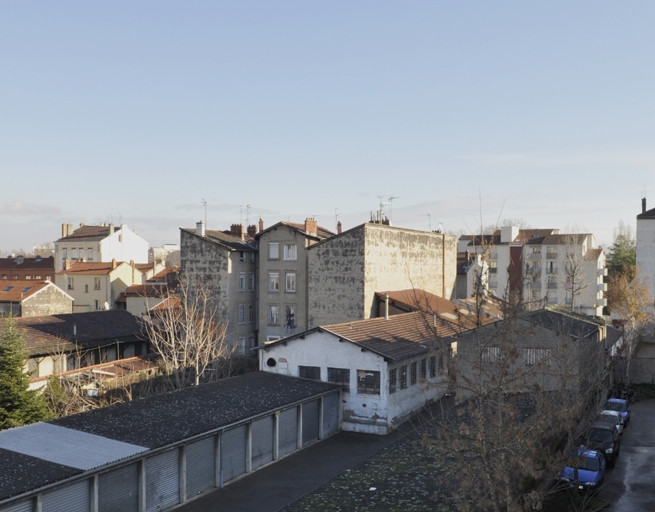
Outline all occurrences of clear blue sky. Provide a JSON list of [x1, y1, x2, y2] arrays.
[[2, 1, 654, 251]]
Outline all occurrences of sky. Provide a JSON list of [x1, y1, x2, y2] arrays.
[[1, 1, 655, 252]]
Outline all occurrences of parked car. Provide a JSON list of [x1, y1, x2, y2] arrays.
[[598, 410, 625, 436], [560, 448, 606, 492], [585, 421, 620, 467], [606, 398, 631, 425]]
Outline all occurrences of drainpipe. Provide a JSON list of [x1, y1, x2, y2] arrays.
[[384, 294, 389, 320]]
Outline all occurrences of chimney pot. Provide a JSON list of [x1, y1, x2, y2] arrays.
[[643, 197, 647, 214], [112, 258, 117, 269], [109, 223, 115, 235], [61, 224, 66, 237], [258, 218, 264, 233], [337, 221, 342, 234], [247, 225, 257, 238], [196, 221, 205, 237]]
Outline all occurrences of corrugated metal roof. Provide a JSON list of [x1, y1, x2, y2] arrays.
[[0, 423, 147, 471]]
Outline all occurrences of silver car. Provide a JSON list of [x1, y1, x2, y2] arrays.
[[600, 410, 625, 436]]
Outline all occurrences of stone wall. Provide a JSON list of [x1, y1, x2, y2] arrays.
[[22, 285, 73, 317]]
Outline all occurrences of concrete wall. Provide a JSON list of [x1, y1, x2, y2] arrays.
[[456, 317, 605, 399], [100, 225, 149, 264], [259, 329, 445, 435], [626, 340, 655, 384], [180, 229, 257, 350], [258, 225, 316, 344], [21, 285, 73, 317], [637, 218, 655, 299], [55, 264, 135, 312], [308, 224, 457, 328]]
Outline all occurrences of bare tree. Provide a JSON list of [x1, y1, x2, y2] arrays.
[[141, 279, 236, 391], [608, 269, 654, 384], [559, 233, 591, 312]]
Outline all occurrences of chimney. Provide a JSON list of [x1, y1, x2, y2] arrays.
[[80, 222, 85, 227], [643, 197, 647, 214], [337, 221, 342, 234], [384, 293, 389, 320], [61, 224, 66, 237], [73, 323, 77, 337], [196, 221, 205, 237], [109, 223, 115, 235], [230, 224, 245, 240], [501, 226, 519, 243], [67, 223, 73, 236], [247, 225, 257, 238], [258, 218, 264, 233], [130, 260, 135, 267], [64, 259, 71, 270], [305, 218, 318, 237], [112, 258, 117, 269]]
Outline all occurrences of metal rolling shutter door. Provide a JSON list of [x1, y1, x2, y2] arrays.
[[0, 500, 33, 512], [146, 449, 180, 512], [98, 463, 139, 512], [322, 393, 339, 436], [186, 436, 216, 498], [251, 416, 274, 470], [278, 408, 298, 457], [302, 399, 320, 446], [221, 425, 247, 483], [42, 479, 91, 512]]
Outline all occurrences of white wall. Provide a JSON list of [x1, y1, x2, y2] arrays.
[[637, 218, 655, 299], [260, 329, 446, 435], [100, 225, 149, 264]]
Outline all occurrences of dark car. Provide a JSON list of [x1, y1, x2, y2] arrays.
[[606, 398, 630, 425], [585, 421, 620, 467]]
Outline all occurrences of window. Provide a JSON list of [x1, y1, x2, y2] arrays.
[[532, 246, 541, 254], [2, 286, 14, 292], [489, 261, 497, 274], [357, 370, 380, 395], [438, 354, 445, 375], [20, 287, 33, 293], [399, 365, 408, 389], [285, 273, 296, 292], [284, 243, 297, 261], [13, 275, 18, 280], [250, 252, 255, 262], [238, 337, 247, 356], [410, 362, 417, 385], [35, 275, 41, 280], [268, 242, 279, 260], [239, 304, 246, 323], [62, 249, 68, 259], [328, 367, 350, 392], [525, 348, 551, 367], [546, 261, 557, 274], [1, 275, 5, 279], [267, 336, 281, 341], [429, 356, 436, 378], [248, 272, 255, 291], [268, 273, 280, 291], [94, 300, 100, 311], [546, 247, 557, 259], [85, 284, 89, 293], [239, 251, 246, 262], [389, 368, 397, 394], [248, 304, 254, 323], [45, 275, 51, 281], [94, 277, 101, 290], [67, 278, 74, 290], [25, 275, 32, 280], [299, 366, 321, 380], [268, 305, 279, 324], [482, 346, 501, 363], [420, 359, 427, 380], [239, 272, 246, 291], [87, 248, 94, 261]]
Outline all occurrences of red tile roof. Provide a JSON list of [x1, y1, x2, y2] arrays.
[[0, 281, 53, 302], [55, 262, 127, 275], [56, 225, 118, 242]]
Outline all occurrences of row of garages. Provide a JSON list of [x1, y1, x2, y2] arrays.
[[0, 373, 341, 512]]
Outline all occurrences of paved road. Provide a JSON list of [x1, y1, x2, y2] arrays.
[[603, 399, 655, 511]]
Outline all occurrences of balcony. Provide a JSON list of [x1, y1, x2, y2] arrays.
[[528, 253, 542, 261], [598, 282, 608, 292], [547, 281, 558, 290], [545, 267, 557, 275], [529, 281, 542, 290], [546, 252, 557, 260], [599, 268, 608, 276]]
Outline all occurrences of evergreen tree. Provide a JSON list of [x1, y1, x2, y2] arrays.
[[0, 317, 50, 429], [607, 221, 636, 279]]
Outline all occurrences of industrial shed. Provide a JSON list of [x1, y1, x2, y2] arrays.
[[0, 372, 341, 512]]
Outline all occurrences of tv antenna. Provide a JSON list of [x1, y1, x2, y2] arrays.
[[246, 204, 252, 227], [335, 208, 341, 231], [388, 195, 400, 223], [201, 199, 207, 227], [420, 213, 432, 232]]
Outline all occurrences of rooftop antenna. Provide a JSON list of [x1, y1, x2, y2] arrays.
[[335, 208, 341, 231], [420, 213, 432, 232], [240, 205, 243, 226], [388, 195, 400, 223], [246, 204, 252, 227], [201, 199, 207, 227], [377, 195, 390, 223], [110, 212, 122, 225]]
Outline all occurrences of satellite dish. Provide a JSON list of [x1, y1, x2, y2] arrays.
[[104, 302, 110, 310]]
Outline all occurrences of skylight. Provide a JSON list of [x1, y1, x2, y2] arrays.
[[2, 286, 14, 292], [21, 287, 33, 293]]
